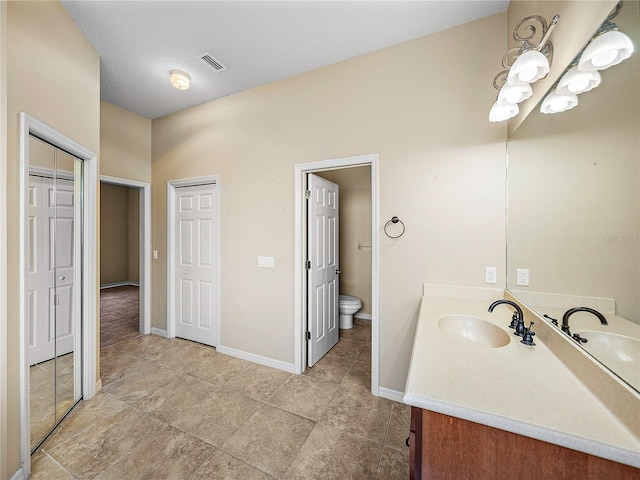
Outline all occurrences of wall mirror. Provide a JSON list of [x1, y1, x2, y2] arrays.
[[506, 1, 639, 392], [28, 135, 83, 452]]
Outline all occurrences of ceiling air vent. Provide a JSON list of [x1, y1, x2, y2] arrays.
[[199, 52, 227, 72]]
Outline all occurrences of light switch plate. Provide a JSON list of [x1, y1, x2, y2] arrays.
[[258, 256, 275, 268]]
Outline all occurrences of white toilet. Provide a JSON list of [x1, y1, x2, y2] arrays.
[[338, 295, 362, 329]]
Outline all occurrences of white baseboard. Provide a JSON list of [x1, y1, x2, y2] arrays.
[[378, 387, 405, 403], [100, 281, 140, 290], [216, 345, 296, 373], [150, 327, 167, 338], [355, 313, 372, 321], [9, 467, 25, 480]]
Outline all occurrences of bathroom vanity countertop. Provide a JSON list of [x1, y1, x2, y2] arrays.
[[403, 296, 640, 469]]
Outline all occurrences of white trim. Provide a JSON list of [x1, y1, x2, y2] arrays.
[[151, 327, 168, 338], [167, 176, 221, 344], [100, 281, 140, 289], [354, 313, 372, 321], [379, 387, 406, 404], [29, 165, 74, 181], [294, 154, 380, 397], [19, 113, 98, 476], [9, 468, 25, 480], [216, 345, 296, 373], [100, 174, 152, 335]]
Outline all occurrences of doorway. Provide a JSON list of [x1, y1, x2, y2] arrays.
[[19, 113, 98, 477], [167, 176, 220, 347], [99, 175, 151, 339], [294, 154, 379, 395]]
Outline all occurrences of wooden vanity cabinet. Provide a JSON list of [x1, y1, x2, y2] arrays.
[[409, 407, 639, 480]]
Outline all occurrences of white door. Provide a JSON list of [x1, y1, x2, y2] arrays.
[[307, 173, 340, 367], [28, 176, 76, 365], [174, 183, 218, 346]]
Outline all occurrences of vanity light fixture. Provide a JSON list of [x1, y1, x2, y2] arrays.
[[489, 13, 560, 122], [578, 2, 634, 72], [170, 70, 190, 90], [556, 66, 601, 95], [540, 90, 578, 114]]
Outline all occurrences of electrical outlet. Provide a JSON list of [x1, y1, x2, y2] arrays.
[[516, 268, 530, 286], [485, 267, 497, 284]]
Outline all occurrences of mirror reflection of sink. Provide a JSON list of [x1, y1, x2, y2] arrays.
[[574, 330, 640, 363], [574, 330, 640, 390], [438, 315, 510, 348]]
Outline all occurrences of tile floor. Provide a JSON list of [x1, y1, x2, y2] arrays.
[[31, 317, 410, 479]]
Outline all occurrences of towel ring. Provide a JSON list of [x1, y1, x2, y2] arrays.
[[384, 216, 405, 239]]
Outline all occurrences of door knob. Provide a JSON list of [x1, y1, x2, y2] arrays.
[[58, 275, 65, 281], [336, 270, 342, 275]]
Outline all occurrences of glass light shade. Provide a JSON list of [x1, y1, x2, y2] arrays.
[[498, 80, 533, 104], [556, 66, 601, 95], [489, 100, 519, 122], [540, 91, 578, 114], [170, 70, 190, 90], [508, 50, 550, 84], [578, 30, 634, 71]]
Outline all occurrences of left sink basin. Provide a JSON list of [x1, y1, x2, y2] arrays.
[[438, 314, 510, 348]]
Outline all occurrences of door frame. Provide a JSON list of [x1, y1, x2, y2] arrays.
[[19, 113, 98, 476], [294, 154, 379, 395], [166, 176, 221, 342], [100, 175, 152, 335]]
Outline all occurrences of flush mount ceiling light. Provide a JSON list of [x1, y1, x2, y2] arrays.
[[170, 70, 190, 90], [578, 3, 634, 72], [540, 91, 578, 114], [489, 13, 559, 122], [556, 66, 601, 95]]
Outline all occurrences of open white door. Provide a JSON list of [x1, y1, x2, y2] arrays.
[[174, 183, 218, 347], [307, 173, 339, 366]]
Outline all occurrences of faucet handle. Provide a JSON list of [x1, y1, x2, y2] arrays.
[[520, 321, 536, 346], [509, 311, 519, 330]]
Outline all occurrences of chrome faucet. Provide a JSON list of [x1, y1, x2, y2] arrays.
[[489, 299, 524, 335], [561, 307, 608, 337]]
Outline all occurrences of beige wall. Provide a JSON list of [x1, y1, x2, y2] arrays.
[[100, 183, 131, 284], [0, 2, 7, 476], [152, 13, 508, 392], [317, 167, 372, 315], [100, 100, 151, 182], [507, 0, 618, 134], [129, 188, 140, 282], [4, 1, 100, 477]]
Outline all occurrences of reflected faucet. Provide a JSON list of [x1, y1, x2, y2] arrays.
[[561, 307, 608, 337], [489, 299, 524, 335]]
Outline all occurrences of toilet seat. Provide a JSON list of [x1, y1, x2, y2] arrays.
[[339, 294, 361, 305]]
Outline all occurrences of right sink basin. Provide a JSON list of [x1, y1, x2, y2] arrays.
[[438, 314, 511, 348]]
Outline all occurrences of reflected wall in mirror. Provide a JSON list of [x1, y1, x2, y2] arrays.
[[28, 135, 83, 451], [507, 1, 640, 391]]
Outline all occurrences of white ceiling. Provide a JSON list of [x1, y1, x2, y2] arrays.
[[61, 1, 509, 119]]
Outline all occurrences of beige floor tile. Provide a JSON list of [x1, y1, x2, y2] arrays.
[[188, 354, 252, 387], [320, 385, 393, 444], [102, 363, 181, 403], [283, 422, 383, 480], [30, 364, 53, 388], [357, 343, 372, 364], [133, 374, 220, 424], [172, 388, 261, 447], [222, 404, 315, 478], [150, 339, 219, 373], [341, 361, 371, 391], [375, 446, 410, 480], [100, 351, 150, 386], [339, 321, 371, 343], [95, 425, 215, 480], [303, 354, 354, 384], [267, 375, 339, 421], [30, 452, 74, 480], [222, 364, 292, 401], [48, 407, 166, 479], [385, 402, 411, 451], [327, 338, 365, 360], [114, 333, 168, 360], [42, 393, 127, 449], [190, 449, 276, 480]]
